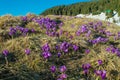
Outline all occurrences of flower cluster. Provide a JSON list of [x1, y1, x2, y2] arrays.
[[86, 30, 91, 37], [50, 65, 67, 80], [76, 21, 104, 38], [9, 26, 35, 36], [114, 32, 120, 40], [95, 70, 106, 80], [59, 42, 79, 53], [41, 43, 51, 59], [90, 21, 102, 30], [76, 25, 88, 36], [89, 37, 108, 44], [106, 45, 120, 57], [60, 42, 70, 53], [82, 63, 91, 74], [105, 31, 113, 37], [81, 25, 88, 33], [21, 16, 28, 22], [4, 17, 120, 80], [42, 43, 50, 52], [118, 32, 120, 38], [34, 18, 63, 37], [21, 16, 34, 22]]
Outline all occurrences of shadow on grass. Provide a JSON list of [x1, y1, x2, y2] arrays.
[[0, 52, 17, 64]]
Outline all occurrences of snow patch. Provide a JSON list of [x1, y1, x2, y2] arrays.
[[76, 11, 120, 26]]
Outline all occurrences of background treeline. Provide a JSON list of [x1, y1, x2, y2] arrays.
[[41, 0, 120, 16]]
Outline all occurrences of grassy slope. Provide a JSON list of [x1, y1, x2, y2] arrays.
[[0, 15, 120, 80]]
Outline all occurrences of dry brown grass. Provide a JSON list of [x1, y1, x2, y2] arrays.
[[0, 15, 120, 80]]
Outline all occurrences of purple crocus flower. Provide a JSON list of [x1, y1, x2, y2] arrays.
[[60, 65, 67, 73], [42, 43, 50, 52], [95, 70, 102, 75], [93, 24, 97, 30], [59, 22, 63, 28], [100, 38, 108, 43], [31, 28, 35, 33], [97, 21, 102, 27], [101, 70, 106, 80], [86, 30, 91, 37], [9, 27, 16, 32], [105, 31, 112, 37], [59, 73, 67, 79], [118, 32, 120, 38], [95, 70, 106, 80], [98, 60, 102, 65], [64, 49, 68, 53], [81, 25, 88, 33], [85, 49, 90, 54], [83, 69, 89, 74], [9, 27, 17, 36], [76, 29, 81, 36], [21, 16, 27, 21], [19, 27, 24, 32], [82, 63, 91, 74], [73, 45, 79, 51], [9, 31, 14, 36], [82, 63, 91, 70], [99, 29, 106, 34], [55, 45, 59, 50], [2, 50, 9, 56], [92, 39, 98, 44], [42, 51, 51, 59], [60, 42, 70, 53], [89, 22, 93, 25], [106, 47, 111, 52], [111, 47, 116, 54], [69, 35, 73, 39], [91, 37, 108, 44], [57, 78, 63, 80], [23, 28, 29, 33], [114, 35, 117, 41], [116, 52, 120, 57], [57, 52, 61, 58], [97, 37, 101, 42], [50, 65, 56, 73], [25, 49, 31, 55]]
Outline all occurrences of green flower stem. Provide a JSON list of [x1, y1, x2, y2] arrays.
[[12, 36, 13, 50], [26, 54, 28, 60], [5, 56, 8, 66]]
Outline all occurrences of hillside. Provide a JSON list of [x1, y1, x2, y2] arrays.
[[0, 14, 120, 80], [41, 0, 120, 16]]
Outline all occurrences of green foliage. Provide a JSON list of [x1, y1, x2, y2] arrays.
[[41, 0, 120, 16]]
